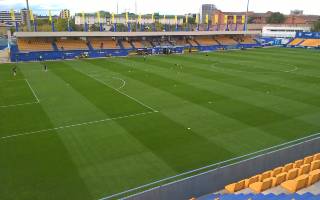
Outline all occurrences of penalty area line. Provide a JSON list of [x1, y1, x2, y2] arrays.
[[83, 72, 158, 113], [0, 111, 158, 141], [25, 79, 40, 103]]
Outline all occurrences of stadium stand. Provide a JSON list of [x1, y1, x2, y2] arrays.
[[55, 39, 88, 50], [300, 39, 320, 47], [175, 38, 188, 46], [188, 39, 199, 47], [224, 153, 320, 194], [239, 36, 257, 44], [11, 31, 262, 62], [89, 38, 119, 49], [289, 38, 304, 46], [188, 153, 320, 200], [196, 37, 219, 46], [122, 41, 133, 49], [132, 41, 145, 48], [216, 36, 239, 45], [17, 39, 53, 52]]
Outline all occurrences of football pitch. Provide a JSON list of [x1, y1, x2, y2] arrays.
[[1, 48, 320, 199]]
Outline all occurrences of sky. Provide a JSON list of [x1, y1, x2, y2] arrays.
[[0, 0, 320, 15]]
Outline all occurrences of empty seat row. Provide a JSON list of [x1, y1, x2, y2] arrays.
[[281, 169, 320, 193], [90, 39, 119, 49], [196, 38, 219, 46], [55, 39, 88, 50], [300, 39, 320, 47], [17, 39, 53, 52], [289, 38, 304, 46], [225, 153, 320, 193], [216, 37, 238, 45], [240, 37, 257, 44], [132, 41, 145, 48]]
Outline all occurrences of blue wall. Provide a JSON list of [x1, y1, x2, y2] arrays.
[[296, 32, 320, 39], [10, 43, 261, 62]]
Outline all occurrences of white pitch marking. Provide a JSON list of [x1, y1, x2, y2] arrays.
[[111, 77, 126, 90], [0, 79, 40, 108], [282, 65, 299, 73], [0, 101, 39, 108], [83, 72, 158, 112], [25, 79, 40, 103], [0, 79, 26, 83], [0, 111, 157, 141]]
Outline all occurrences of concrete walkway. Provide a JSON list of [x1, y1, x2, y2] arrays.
[[0, 48, 10, 63]]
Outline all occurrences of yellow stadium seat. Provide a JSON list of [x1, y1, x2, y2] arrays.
[[311, 160, 320, 171], [89, 38, 119, 49], [249, 178, 273, 193], [281, 174, 309, 193], [300, 39, 320, 47], [287, 168, 299, 180], [272, 167, 283, 177], [308, 169, 320, 186], [299, 164, 311, 175], [304, 156, 314, 164], [56, 39, 88, 50], [245, 175, 260, 187], [196, 37, 219, 46], [314, 153, 320, 161], [225, 180, 245, 193], [259, 170, 272, 181], [284, 163, 294, 172], [294, 160, 304, 169], [289, 38, 304, 46], [271, 172, 287, 187], [17, 39, 53, 52]]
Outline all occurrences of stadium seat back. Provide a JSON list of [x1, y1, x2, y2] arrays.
[[235, 180, 245, 191], [294, 159, 304, 168], [299, 164, 311, 175], [261, 178, 273, 191], [295, 175, 309, 191], [308, 169, 320, 186], [260, 170, 272, 181], [311, 160, 320, 171], [272, 167, 283, 177], [314, 153, 320, 161], [287, 168, 299, 180], [245, 175, 259, 187], [284, 163, 294, 172], [272, 172, 287, 186], [304, 156, 313, 164]]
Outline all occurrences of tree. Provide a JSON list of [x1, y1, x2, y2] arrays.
[[89, 24, 100, 32], [248, 16, 255, 24], [266, 12, 285, 24], [311, 20, 320, 32]]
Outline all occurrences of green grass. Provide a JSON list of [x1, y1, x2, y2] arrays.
[[1, 48, 320, 199]]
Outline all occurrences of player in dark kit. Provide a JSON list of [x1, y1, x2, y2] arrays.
[[44, 64, 48, 72], [12, 65, 17, 76]]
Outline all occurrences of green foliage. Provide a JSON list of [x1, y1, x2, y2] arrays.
[[311, 20, 320, 32], [55, 18, 77, 31], [266, 12, 286, 24], [248, 16, 255, 24]]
